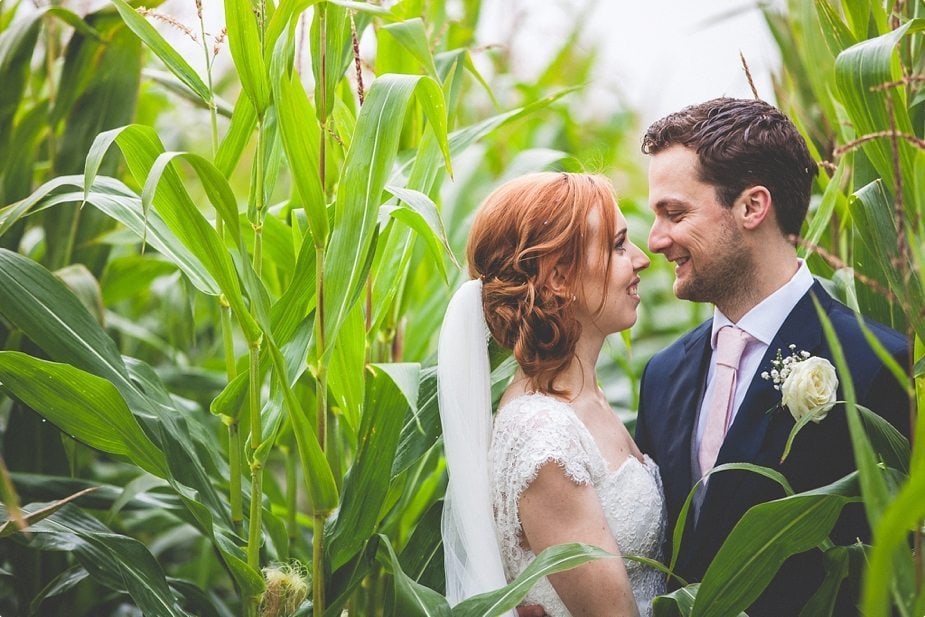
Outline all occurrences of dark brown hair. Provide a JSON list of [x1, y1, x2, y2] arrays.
[[467, 172, 617, 395], [641, 97, 817, 236]]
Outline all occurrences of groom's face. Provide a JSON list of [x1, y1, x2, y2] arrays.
[[646, 145, 749, 306]]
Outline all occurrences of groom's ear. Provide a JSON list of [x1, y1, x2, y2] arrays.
[[738, 185, 773, 231]]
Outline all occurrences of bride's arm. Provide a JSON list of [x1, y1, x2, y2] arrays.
[[519, 461, 640, 617]]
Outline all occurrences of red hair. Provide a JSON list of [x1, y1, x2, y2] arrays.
[[466, 172, 617, 395]]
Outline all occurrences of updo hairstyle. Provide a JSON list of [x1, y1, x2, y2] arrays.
[[466, 172, 617, 395]]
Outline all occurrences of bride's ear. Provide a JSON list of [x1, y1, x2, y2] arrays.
[[545, 263, 571, 298]]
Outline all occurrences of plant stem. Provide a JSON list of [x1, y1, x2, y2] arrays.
[[243, 103, 268, 611], [195, 0, 220, 159], [313, 242, 328, 617], [319, 3, 327, 193], [44, 13, 58, 173], [228, 416, 243, 527], [311, 7, 330, 615], [60, 202, 81, 269], [284, 445, 297, 542]]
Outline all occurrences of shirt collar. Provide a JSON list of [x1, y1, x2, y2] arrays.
[[711, 259, 814, 349]]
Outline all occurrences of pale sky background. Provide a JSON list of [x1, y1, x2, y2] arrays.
[[477, 0, 786, 126]]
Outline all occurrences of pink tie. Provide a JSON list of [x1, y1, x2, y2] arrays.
[[699, 325, 753, 476]]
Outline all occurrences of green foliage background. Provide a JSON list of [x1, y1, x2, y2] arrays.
[[0, 1, 920, 616]]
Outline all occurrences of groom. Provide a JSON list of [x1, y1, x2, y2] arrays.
[[635, 97, 910, 616]]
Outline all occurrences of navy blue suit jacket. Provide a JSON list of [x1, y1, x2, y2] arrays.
[[636, 281, 909, 616]]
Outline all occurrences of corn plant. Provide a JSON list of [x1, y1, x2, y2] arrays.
[[0, 0, 655, 615]]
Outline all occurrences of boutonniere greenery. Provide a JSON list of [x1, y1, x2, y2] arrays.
[[761, 344, 839, 424]]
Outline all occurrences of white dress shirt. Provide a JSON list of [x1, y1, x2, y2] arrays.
[[693, 260, 815, 467]]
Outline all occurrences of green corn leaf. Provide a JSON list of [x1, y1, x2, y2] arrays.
[[861, 468, 925, 617], [399, 498, 444, 590], [327, 364, 418, 570], [812, 297, 917, 615], [0, 249, 138, 394], [84, 125, 261, 342], [380, 534, 452, 617], [141, 68, 233, 117], [834, 19, 925, 197], [0, 486, 96, 539], [101, 255, 177, 305], [812, 297, 890, 517], [691, 474, 860, 617], [310, 2, 351, 123], [4, 503, 188, 617], [852, 180, 925, 342], [143, 151, 243, 246], [55, 263, 105, 326], [264, 336, 338, 512], [0, 11, 42, 171], [0, 252, 261, 596], [381, 18, 438, 79], [263, 0, 322, 64], [44, 7, 102, 39], [368, 51, 470, 334], [398, 86, 579, 183], [653, 583, 701, 617], [853, 312, 913, 397], [28, 566, 90, 615], [322, 73, 450, 360], [53, 14, 141, 179], [0, 175, 219, 296], [800, 157, 845, 259], [3, 101, 49, 203], [392, 366, 439, 476], [1, 238, 232, 526], [224, 0, 271, 114], [799, 544, 864, 617], [452, 543, 612, 617], [814, 0, 857, 56], [271, 29, 328, 245], [915, 336, 925, 476], [327, 302, 365, 436], [215, 93, 257, 177], [109, 0, 211, 104], [328, 0, 395, 17], [840, 0, 870, 40], [0, 352, 168, 478], [781, 400, 910, 473], [382, 185, 458, 283], [271, 230, 318, 342], [670, 462, 793, 572], [369, 218, 416, 334]]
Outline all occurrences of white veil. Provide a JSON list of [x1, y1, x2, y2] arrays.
[[437, 279, 515, 615]]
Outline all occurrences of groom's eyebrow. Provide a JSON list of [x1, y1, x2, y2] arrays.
[[653, 199, 681, 210]]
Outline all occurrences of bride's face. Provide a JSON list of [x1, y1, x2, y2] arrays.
[[574, 201, 650, 335]]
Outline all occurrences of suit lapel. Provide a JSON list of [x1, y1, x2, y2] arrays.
[[664, 327, 713, 497], [701, 282, 830, 521]]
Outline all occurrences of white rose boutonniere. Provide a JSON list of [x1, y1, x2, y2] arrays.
[[761, 345, 839, 423]]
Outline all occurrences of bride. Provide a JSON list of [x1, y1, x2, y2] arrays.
[[438, 172, 666, 617]]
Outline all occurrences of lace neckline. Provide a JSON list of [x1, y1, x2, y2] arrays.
[[499, 392, 648, 476]]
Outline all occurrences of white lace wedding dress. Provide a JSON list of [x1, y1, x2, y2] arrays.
[[491, 393, 667, 617]]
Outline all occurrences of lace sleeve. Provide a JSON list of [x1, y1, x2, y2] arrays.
[[491, 396, 594, 567]]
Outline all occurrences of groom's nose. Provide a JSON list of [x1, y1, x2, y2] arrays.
[[648, 218, 670, 254]]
